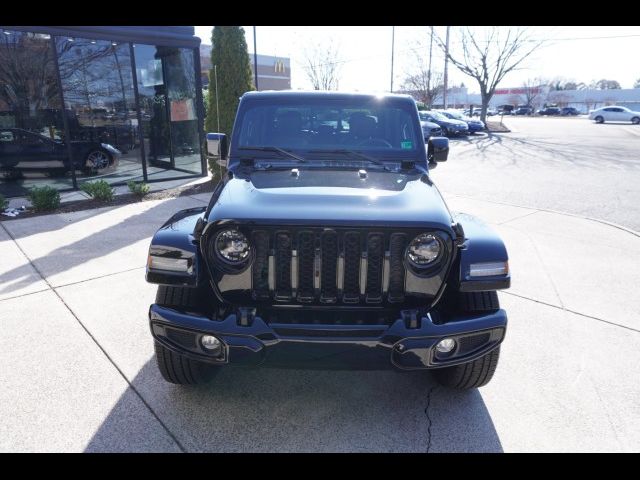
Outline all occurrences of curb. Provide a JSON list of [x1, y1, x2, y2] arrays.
[[447, 193, 640, 238]]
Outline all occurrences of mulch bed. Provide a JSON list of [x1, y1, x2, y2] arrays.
[[1, 180, 216, 222], [485, 121, 511, 133]]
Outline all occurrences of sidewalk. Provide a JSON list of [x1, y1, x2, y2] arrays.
[[1, 194, 638, 452]]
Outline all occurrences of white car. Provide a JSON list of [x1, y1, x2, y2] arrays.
[[588, 106, 640, 124]]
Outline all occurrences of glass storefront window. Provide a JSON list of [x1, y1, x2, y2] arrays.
[[0, 29, 204, 199], [56, 37, 142, 183], [0, 30, 72, 196], [134, 44, 202, 179]]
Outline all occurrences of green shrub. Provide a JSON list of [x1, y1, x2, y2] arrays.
[[127, 180, 150, 197], [28, 186, 60, 212], [81, 180, 115, 201], [0, 193, 8, 211], [207, 159, 227, 183]]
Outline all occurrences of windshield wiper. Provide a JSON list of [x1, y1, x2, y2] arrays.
[[309, 149, 391, 170], [239, 146, 306, 163]]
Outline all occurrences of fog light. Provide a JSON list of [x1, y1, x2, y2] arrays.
[[436, 338, 456, 354], [201, 335, 221, 351]]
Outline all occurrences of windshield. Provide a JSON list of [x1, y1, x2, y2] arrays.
[[445, 111, 465, 120], [420, 111, 448, 122], [236, 99, 422, 160]]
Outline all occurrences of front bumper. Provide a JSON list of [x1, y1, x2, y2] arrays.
[[149, 305, 507, 371]]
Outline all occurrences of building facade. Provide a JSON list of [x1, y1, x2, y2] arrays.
[[0, 26, 206, 198], [430, 85, 640, 113], [200, 45, 291, 91]]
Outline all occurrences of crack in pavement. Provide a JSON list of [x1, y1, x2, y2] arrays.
[[424, 385, 438, 453]]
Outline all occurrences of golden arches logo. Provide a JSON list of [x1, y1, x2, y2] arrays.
[[274, 60, 285, 73]]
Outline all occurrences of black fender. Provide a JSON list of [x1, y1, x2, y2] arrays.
[[146, 206, 207, 287], [451, 212, 510, 292]]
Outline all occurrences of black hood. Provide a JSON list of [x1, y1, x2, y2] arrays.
[[208, 168, 454, 230]]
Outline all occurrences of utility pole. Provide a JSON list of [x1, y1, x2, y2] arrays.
[[427, 26, 433, 108], [390, 26, 395, 92], [253, 26, 259, 91], [443, 25, 450, 109]]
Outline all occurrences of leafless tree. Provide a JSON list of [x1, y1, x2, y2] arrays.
[[301, 41, 342, 91], [594, 79, 621, 90], [435, 27, 544, 122], [521, 78, 544, 109], [402, 65, 444, 109]]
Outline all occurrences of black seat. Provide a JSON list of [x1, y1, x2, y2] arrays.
[[272, 111, 307, 147], [348, 112, 377, 143]]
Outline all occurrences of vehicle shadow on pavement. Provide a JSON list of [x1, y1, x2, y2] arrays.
[[0, 197, 205, 296], [85, 358, 503, 452]]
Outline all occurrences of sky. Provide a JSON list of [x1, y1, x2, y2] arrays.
[[194, 26, 640, 93]]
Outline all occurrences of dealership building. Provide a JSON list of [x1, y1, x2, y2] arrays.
[[200, 45, 291, 91], [0, 26, 206, 198]]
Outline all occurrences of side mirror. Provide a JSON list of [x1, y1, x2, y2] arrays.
[[427, 136, 449, 164], [206, 132, 228, 166]]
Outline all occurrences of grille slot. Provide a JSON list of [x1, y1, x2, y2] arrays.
[[320, 231, 338, 303], [342, 231, 362, 303], [365, 233, 384, 303], [275, 232, 292, 301], [297, 231, 315, 302], [252, 231, 270, 300], [388, 233, 406, 303]]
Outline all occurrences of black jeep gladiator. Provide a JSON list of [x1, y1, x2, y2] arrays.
[[146, 91, 510, 390]]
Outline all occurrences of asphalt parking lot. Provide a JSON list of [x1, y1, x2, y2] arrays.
[[1, 118, 639, 452], [434, 116, 640, 232]]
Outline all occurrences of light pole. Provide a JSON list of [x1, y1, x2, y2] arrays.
[[443, 26, 450, 109], [390, 26, 395, 92], [253, 26, 259, 91]]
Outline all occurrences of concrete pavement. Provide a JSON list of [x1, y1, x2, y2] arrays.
[[434, 117, 640, 232], [1, 193, 639, 452]]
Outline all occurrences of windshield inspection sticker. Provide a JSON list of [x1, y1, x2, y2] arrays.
[[401, 141, 413, 149]]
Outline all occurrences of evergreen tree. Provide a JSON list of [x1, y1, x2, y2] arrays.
[[205, 27, 255, 136]]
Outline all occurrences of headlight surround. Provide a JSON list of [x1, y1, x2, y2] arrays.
[[406, 233, 442, 268], [215, 229, 251, 264]]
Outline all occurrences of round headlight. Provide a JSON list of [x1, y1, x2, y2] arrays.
[[407, 233, 441, 267], [215, 229, 250, 264]]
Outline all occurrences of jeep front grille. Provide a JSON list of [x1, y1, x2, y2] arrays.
[[248, 228, 411, 305]]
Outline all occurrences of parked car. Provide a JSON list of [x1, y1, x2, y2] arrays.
[[420, 119, 443, 141], [560, 107, 580, 116], [437, 110, 485, 134], [537, 107, 561, 116], [465, 108, 497, 117], [588, 106, 640, 124], [0, 128, 120, 174], [514, 106, 533, 115], [497, 105, 514, 115], [146, 91, 511, 390], [419, 111, 469, 136]]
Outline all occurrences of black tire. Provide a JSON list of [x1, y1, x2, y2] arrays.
[[441, 290, 500, 315], [433, 346, 501, 390], [595, 116, 604, 124], [432, 291, 501, 389], [154, 341, 218, 385], [156, 284, 204, 310], [460, 290, 500, 312], [631, 117, 640, 125], [154, 285, 219, 385]]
